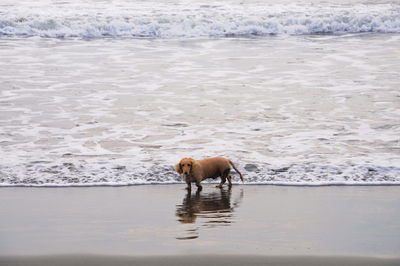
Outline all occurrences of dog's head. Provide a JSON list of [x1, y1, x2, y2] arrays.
[[175, 158, 195, 178]]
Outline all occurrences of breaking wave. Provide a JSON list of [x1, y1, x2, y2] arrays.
[[1, 2, 400, 38]]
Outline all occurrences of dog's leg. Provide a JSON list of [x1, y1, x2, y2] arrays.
[[217, 168, 230, 188], [186, 182, 192, 191], [227, 174, 232, 188], [195, 181, 202, 191], [217, 176, 226, 188]]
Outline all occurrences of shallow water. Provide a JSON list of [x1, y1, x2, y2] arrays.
[[1, 0, 400, 186]]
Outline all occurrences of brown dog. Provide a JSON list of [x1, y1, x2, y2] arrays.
[[175, 157, 244, 190]]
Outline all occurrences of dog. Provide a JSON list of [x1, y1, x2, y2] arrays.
[[175, 156, 244, 190]]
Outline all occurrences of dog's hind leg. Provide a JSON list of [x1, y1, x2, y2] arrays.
[[195, 180, 203, 191], [227, 174, 232, 188], [217, 176, 226, 188], [217, 168, 230, 188]]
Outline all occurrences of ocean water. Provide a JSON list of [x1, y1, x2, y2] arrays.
[[1, 0, 400, 186]]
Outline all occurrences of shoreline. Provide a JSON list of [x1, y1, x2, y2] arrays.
[[2, 182, 400, 188]]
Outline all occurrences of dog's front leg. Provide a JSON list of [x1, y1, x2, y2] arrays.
[[185, 180, 192, 191]]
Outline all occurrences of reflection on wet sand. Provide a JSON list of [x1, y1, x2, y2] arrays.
[[175, 187, 243, 240]]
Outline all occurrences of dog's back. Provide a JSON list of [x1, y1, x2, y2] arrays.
[[197, 157, 230, 180]]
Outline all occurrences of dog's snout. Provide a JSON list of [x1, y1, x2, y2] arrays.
[[184, 171, 189, 175]]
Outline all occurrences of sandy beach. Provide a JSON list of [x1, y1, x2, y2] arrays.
[[1, 185, 399, 265]]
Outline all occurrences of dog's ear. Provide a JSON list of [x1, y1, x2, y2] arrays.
[[175, 162, 183, 174], [188, 158, 196, 172]]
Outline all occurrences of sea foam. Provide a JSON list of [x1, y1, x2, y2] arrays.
[[1, 159, 400, 187], [1, 2, 400, 38], [1, 2, 400, 187]]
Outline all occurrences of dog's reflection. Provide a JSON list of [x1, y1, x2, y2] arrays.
[[175, 187, 243, 240]]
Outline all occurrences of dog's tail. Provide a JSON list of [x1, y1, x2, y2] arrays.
[[229, 160, 244, 182]]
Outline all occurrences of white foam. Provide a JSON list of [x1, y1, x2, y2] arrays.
[[1, 158, 400, 187], [1, 20, 400, 186], [0, 1, 400, 38]]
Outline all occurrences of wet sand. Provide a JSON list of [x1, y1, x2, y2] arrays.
[[1, 254, 400, 266], [1, 185, 399, 265]]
